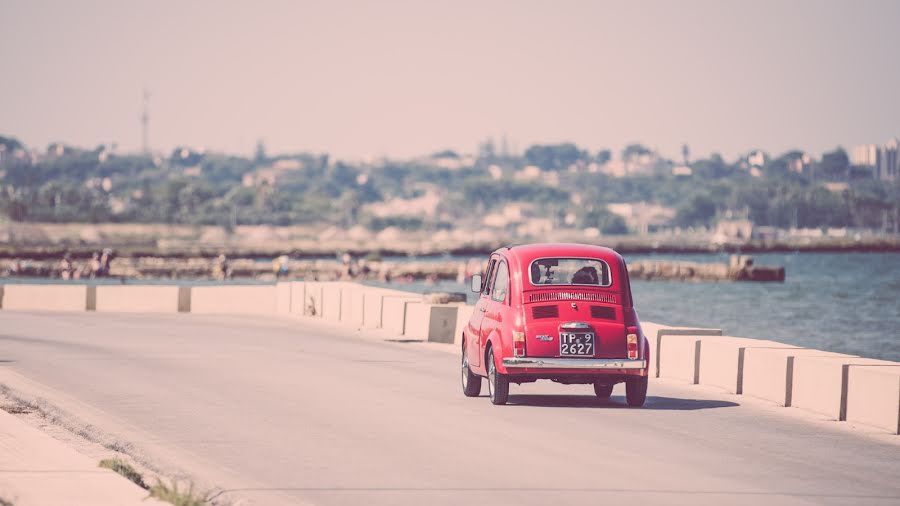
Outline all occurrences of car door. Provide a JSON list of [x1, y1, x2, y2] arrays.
[[467, 256, 496, 368], [479, 258, 511, 367]]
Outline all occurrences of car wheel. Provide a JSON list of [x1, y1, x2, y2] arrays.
[[461, 345, 482, 397], [626, 376, 648, 407], [487, 348, 509, 405], [593, 383, 614, 399]]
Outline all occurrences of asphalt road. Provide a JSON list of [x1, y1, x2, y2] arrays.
[[1, 311, 898, 506]]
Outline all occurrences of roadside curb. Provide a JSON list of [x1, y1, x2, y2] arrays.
[[0, 407, 165, 506]]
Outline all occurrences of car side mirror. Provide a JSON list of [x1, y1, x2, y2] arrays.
[[471, 274, 482, 293]]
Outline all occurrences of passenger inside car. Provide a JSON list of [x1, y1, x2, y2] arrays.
[[571, 266, 600, 285]]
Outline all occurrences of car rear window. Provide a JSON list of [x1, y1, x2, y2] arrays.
[[529, 257, 612, 287]]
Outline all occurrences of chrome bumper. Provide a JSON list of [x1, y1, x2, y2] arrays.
[[502, 357, 647, 370]]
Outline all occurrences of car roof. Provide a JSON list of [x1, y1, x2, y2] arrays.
[[498, 243, 623, 266]]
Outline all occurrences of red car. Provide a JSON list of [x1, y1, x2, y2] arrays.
[[461, 243, 650, 406]]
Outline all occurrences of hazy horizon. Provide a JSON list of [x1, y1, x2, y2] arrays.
[[2, 0, 899, 161]]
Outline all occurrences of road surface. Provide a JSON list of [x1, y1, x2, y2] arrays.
[[1, 311, 898, 506]]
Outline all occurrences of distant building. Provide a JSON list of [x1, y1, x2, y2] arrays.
[[851, 144, 878, 167], [876, 138, 899, 182], [607, 202, 675, 235], [714, 219, 753, 241], [672, 165, 692, 177]]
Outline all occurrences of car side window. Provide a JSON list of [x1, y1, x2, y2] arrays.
[[491, 260, 509, 303], [482, 258, 496, 296]]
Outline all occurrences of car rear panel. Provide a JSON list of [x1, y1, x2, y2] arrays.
[[523, 289, 626, 359]]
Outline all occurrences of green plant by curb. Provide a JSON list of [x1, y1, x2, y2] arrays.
[[98, 458, 208, 506], [98, 458, 147, 489], [149, 478, 210, 506]]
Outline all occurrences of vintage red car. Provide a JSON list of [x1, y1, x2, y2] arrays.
[[461, 243, 650, 406]]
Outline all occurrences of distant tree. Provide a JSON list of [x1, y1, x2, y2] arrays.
[[595, 149, 612, 165], [0, 135, 24, 151], [681, 144, 690, 165], [432, 149, 459, 159], [674, 194, 718, 227], [524, 143, 588, 170], [817, 148, 850, 181], [581, 206, 628, 234], [622, 143, 652, 161], [691, 153, 733, 179]]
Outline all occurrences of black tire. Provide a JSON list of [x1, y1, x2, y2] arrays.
[[461, 344, 482, 397], [593, 383, 614, 399], [487, 348, 509, 405], [626, 376, 648, 407]]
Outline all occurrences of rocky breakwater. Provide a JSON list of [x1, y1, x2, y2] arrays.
[[628, 255, 785, 282]]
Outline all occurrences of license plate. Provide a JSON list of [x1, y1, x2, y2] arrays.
[[560, 332, 594, 356]]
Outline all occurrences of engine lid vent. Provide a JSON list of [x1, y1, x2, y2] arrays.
[[532, 305, 559, 319], [528, 291, 618, 304], [590, 305, 616, 320]]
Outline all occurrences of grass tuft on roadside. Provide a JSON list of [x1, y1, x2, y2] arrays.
[[148, 479, 210, 506], [99, 458, 209, 505], [98, 458, 147, 489]]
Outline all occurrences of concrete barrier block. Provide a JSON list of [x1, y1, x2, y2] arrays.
[[362, 289, 418, 329], [846, 365, 900, 434], [276, 282, 292, 315], [653, 326, 722, 377], [339, 283, 355, 323], [321, 283, 343, 321], [742, 348, 852, 406], [699, 337, 797, 394], [792, 356, 897, 421], [303, 282, 324, 317], [342, 284, 366, 326], [362, 288, 384, 328], [382, 296, 414, 335], [657, 334, 701, 383], [404, 303, 459, 343], [95, 285, 181, 313], [190, 285, 277, 315], [289, 282, 306, 315], [381, 295, 421, 335], [454, 305, 475, 346], [1, 284, 88, 311]]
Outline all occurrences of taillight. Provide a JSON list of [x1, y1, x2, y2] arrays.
[[626, 331, 638, 359], [513, 331, 526, 357]]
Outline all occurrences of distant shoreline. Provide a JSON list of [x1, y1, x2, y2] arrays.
[[2, 237, 899, 260]]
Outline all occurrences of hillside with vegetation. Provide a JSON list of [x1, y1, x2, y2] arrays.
[[1, 135, 898, 239]]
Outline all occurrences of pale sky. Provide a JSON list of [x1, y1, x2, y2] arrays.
[[2, 0, 899, 161]]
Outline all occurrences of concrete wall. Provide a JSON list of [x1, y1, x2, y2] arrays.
[[1, 284, 88, 311], [339, 283, 355, 324], [94, 285, 182, 313], [321, 283, 343, 321], [845, 365, 900, 434], [303, 282, 325, 317], [276, 282, 292, 315], [652, 326, 722, 378], [657, 334, 702, 383], [699, 337, 797, 394], [382, 296, 415, 335], [741, 348, 852, 406], [404, 303, 459, 343], [289, 282, 306, 315], [342, 285, 366, 327], [190, 285, 277, 315], [791, 356, 896, 420], [361, 289, 418, 329]]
